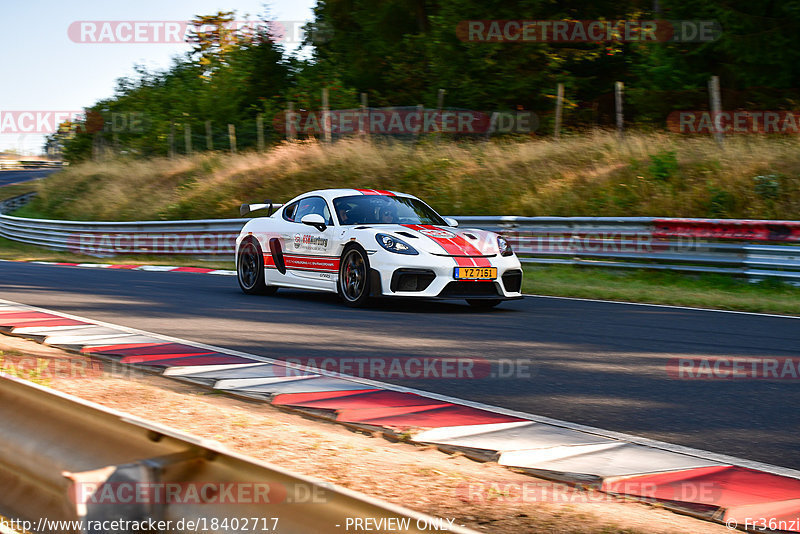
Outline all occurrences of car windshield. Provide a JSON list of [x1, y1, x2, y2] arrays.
[[333, 195, 447, 226]]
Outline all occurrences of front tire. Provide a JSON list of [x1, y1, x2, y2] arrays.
[[338, 246, 371, 307], [237, 238, 277, 295]]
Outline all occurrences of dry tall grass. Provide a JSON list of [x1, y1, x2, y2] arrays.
[[28, 131, 800, 220]]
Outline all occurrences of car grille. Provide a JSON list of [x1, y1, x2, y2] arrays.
[[438, 281, 500, 298]]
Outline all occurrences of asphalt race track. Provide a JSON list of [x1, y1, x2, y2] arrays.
[[0, 261, 798, 469], [0, 170, 57, 187]]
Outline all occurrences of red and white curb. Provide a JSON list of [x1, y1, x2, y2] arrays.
[[0, 298, 799, 531]]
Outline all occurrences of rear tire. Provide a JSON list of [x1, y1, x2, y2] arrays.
[[338, 246, 371, 307], [237, 237, 277, 295], [467, 299, 501, 309]]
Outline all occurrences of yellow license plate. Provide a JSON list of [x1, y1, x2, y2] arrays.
[[454, 267, 497, 280]]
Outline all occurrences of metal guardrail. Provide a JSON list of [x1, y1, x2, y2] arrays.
[[0, 193, 798, 280], [0, 160, 64, 170], [0, 212, 246, 256], [469, 216, 800, 281], [0, 374, 476, 534]]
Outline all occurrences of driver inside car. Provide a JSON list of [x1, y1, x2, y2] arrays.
[[379, 204, 397, 224]]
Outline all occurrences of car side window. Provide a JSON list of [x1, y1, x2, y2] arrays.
[[291, 196, 333, 225], [282, 201, 299, 222]]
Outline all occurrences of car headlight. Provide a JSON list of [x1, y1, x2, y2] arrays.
[[497, 235, 514, 256], [376, 233, 418, 255]]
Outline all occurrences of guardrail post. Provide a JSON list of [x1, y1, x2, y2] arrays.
[[436, 89, 446, 143], [168, 124, 175, 159], [205, 120, 214, 150], [228, 124, 237, 154], [415, 104, 424, 142], [615, 81, 624, 140], [286, 102, 296, 141], [321, 88, 331, 143], [184, 123, 192, 156], [554, 83, 564, 139], [360, 93, 369, 139], [257, 114, 265, 151], [708, 76, 724, 147]]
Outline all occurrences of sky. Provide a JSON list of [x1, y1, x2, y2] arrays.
[[1, 0, 316, 155]]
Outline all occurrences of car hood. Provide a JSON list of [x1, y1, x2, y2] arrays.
[[362, 224, 501, 256]]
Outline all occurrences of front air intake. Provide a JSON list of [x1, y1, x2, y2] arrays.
[[502, 270, 523, 293], [390, 269, 436, 292]]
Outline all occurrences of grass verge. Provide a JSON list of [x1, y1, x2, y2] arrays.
[[0, 182, 37, 202], [19, 132, 800, 221], [523, 265, 800, 316]]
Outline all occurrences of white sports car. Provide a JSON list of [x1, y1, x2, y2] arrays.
[[235, 189, 523, 308]]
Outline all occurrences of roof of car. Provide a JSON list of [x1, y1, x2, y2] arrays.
[[298, 189, 417, 201]]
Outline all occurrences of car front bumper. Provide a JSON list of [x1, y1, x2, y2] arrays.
[[368, 250, 524, 300]]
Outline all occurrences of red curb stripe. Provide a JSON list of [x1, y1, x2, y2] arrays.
[[84, 343, 205, 356], [131, 354, 259, 367], [119, 352, 217, 364], [81, 343, 167, 353], [336, 404, 526, 428], [0, 311, 64, 319], [602, 466, 800, 531], [276, 390, 448, 410], [272, 389, 381, 405], [603, 466, 800, 507], [170, 267, 215, 273], [2, 318, 88, 328]]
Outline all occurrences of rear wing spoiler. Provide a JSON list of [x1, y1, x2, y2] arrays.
[[240, 201, 283, 217]]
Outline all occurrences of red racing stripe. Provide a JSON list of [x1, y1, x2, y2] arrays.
[[263, 253, 339, 272], [401, 224, 492, 268], [402, 224, 464, 266], [355, 188, 394, 196], [284, 254, 340, 273]]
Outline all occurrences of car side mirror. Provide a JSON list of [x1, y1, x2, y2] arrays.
[[444, 217, 459, 228], [301, 213, 327, 231]]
